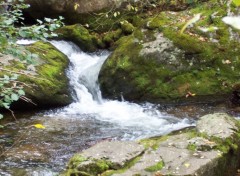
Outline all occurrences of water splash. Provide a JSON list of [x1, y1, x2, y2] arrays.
[[50, 40, 193, 139]]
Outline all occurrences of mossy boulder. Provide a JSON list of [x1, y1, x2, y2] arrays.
[[62, 141, 145, 176], [99, 1, 240, 104], [0, 41, 72, 109], [63, 113, 240, 176], [57, 24, 98, 52]]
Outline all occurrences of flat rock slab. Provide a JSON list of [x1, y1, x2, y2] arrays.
[[196, 113, 238, 139], [66, 113, 240, 176], [113, 146, 221, 176], [113, 149, 163, 176], [80, 141, 145, 168], [158, 147, 220, 176]]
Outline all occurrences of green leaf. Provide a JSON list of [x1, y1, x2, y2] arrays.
[[37, 19, 43, 24], [4, 75, 9, 80], [0, 114, 3, 119], [19, 30, 27, 38], [233, 0, 240, 6], [43, 33, 49, 38], [18, 89, 25, 96], [11, 93, 19, 101], [45, 18, 52, 23], [2, 103, 10, 109]]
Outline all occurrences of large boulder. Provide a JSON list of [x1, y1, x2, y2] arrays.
[[63, 113, 240, 176], [99, 1, 240, 104], [22, 0, 198, 27], [56, 24, 99, 52], [23, 0, 125, 24], [0, 41, 72, 109]]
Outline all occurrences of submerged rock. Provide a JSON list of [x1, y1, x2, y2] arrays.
[[63, 113, 240, 176]]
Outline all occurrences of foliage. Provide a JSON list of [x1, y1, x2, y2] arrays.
[[0, 0, 64, 123]]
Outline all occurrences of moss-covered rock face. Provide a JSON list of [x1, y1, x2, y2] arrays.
[[57, 24, 99, 52], [99, 0, 240, 104], [2, 41, 72, 109]]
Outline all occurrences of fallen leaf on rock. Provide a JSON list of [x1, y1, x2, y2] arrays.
[[184, 163, 190, 168], [33, 124, 46, 129]]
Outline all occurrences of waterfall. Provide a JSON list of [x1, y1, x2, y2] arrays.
[[49, 40, 193, 139], [17, 39, 193, 139]]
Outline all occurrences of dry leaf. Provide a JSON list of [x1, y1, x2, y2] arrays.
[[33, 124, 46, 129]]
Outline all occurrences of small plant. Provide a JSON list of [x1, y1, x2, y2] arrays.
[[0, 0, 64, 123]]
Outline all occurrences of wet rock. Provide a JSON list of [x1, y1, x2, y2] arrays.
[[196, 113, 238, 139], [158, 147, 220, 176], [65, 141, 145, 175], [3, 144, 48, 163], [80, 141, 145, 168], [113, 149, 164, 176], [64, 113, 240, 176]]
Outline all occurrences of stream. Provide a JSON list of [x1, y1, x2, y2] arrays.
[[0, 40, 239, 176]]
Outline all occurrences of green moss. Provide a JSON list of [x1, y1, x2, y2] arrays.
[[144, 161, 164, 172], [57, 24, 97, 52], [120, 21, 135, 34], [140, 135, 169, 150], [102, 156, 142, 176], [187, 143, 197, 151], [65, 154, 113, 176], [16, 41, 72, 107], [146, 13, 170, 30], [67, 154, 87, 169], [103, 29, 123, 46]]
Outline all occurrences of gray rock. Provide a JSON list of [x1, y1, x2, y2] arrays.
[[65, 113, 240, 176], [80, 141, 145, 168], [113, 149, 163, 176], [196, 113, 238, 139], [140, 33, 184, 70], [158, 147, 220, 176]]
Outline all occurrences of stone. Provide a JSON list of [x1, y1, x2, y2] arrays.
[[99, 1, 240, 104], [80, 141, 145, 168], [64, 113, 240, 176], [0, 41, 72, 109], [4, 144, 48, 163], [64, 141, 145, 175], [113, 149, 164, 176], [196, 113, 238, 139], [23, 0, 125, 23]]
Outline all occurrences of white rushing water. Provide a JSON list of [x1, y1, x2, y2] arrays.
[[48, 40, 193, 139]]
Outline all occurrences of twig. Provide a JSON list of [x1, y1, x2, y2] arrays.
[[20, 96, 37, 106], [7, 108, 17, 121]]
